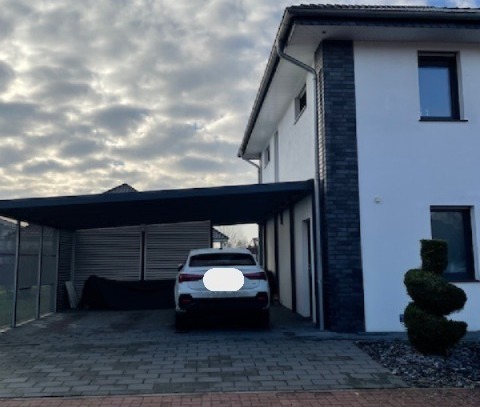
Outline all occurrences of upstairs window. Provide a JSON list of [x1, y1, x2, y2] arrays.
[[418, 53, 460, 120], [263, 145, 270, 168], [295, 85, 307, 120], [431, 207, 475, 281]]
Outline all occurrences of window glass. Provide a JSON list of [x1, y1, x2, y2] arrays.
[[418, 54, 459, 119], [419, 66, 452, 117], [295, 86, 307, 119], [190, 253, 256, 267], [431, 209, 474, 280]]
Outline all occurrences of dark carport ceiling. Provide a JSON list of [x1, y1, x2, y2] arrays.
[[0, 180, 313, 230]]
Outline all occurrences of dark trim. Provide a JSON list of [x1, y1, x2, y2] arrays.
[[430, 206, 475, 282], [274, 213, 280, 302], [419, 53, 460, 120], [289, 206, 296, 313], [303, 218, 314, 320], [140, 230, 146, 281], [258, 222, 265, 267], [0, 180, 313, 231], [419, 118, 468, 122]]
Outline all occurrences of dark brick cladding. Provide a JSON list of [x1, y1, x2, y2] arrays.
[[315, 40, 365, 332]]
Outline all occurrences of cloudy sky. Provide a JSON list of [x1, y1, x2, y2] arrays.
[[0, 0, 478, 202]]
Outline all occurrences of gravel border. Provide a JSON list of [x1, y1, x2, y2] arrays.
[[356, 340, 480, 388]]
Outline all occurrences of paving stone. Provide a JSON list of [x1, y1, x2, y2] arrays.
[[0, 307, 407, 398]]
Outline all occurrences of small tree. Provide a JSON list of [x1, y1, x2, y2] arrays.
[[403, 239, 467, 356]]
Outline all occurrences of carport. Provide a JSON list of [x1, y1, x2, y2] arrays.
[[0, 180, 313, 329]]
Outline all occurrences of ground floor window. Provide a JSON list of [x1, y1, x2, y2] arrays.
[[430, 207, 475, 281]]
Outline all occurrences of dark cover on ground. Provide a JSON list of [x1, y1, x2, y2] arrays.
[[79, 275, 175, 310]]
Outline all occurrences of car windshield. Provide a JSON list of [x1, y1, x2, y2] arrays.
[[189, 253, 256, 267]]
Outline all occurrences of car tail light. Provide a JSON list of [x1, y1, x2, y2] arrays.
[[244, 272, 267, 280], [178, 273, 203, 283], [256, 292, 269, 306], [179, 294, 193, 308]]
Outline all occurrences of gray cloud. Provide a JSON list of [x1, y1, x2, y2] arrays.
[[0, 0, 436, 202], [0, 62, 15, 92], [22, 159, 68, 174], [93, 105, 150, 136], [174, 156, 227, 173]]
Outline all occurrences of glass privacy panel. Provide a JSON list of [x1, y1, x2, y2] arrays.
[[431, 210, 473, 280], [40, 228, 57, 316], [16, 224, 41, 324], [0, 218, 17, 329]]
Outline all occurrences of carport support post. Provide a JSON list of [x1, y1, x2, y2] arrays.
[[11, 221, 20, 328], [54, 229, 60, 313], [35, 226, 44, 320]]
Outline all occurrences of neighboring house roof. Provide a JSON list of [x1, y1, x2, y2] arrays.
[[238, 4, 480, 159], [212, 228, 229, 243], [103, 183, 138, 194]]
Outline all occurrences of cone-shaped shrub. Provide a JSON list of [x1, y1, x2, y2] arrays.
[[403, 240, 467, 355]]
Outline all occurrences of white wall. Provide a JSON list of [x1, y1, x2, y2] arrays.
[[355, 41, 480, 331], [293, 196, 316, 319], [261, 73, 316, 184]]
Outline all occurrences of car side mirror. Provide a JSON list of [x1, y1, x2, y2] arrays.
[[177, 263, 184, 271]]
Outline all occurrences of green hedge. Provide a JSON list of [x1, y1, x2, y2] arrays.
[[404, 303, 467, 356], [420, 239, 448, 275], [404, 269, 467, 316]]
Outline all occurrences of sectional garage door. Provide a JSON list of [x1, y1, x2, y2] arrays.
[[73, 221, 211, 295], [145, 222, 212, 280]]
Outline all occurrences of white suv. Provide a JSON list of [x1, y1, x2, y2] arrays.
[[174, 248, 270, 329]]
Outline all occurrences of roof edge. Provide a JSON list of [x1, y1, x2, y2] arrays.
[[237, 5, 480, 158]]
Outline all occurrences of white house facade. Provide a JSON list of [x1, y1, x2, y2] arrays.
[[239, 5, 480, 332]]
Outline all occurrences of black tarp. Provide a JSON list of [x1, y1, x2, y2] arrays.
[[79, 275, 175, 310]]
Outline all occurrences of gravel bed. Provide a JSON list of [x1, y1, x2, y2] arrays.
[[357, 340, 480, 388]]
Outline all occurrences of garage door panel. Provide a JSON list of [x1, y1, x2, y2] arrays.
[[145, 221, 211, 280], [74, 226, 141, 294]]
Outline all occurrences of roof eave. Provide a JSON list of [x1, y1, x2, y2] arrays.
[[237, 6, 480, 158]]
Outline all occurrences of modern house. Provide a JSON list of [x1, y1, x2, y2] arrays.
[[238, 5, 480, 332]]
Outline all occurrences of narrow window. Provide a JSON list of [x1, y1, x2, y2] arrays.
[[430, 207, 475, 281], [418, 53, 460, 120], [295, 86, 307, 120], [263, 145, 270, 168]]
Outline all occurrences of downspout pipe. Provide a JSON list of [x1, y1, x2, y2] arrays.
[[242, 157, 264, 265], [242, 157, 261, 184], [276, 41, 325, 330]]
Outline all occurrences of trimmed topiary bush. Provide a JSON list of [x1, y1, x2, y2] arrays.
[[404, 269, 467, 316], [403, 240, 467, 356], [404, 302, 467, 356], [420, 239, 448, 275]]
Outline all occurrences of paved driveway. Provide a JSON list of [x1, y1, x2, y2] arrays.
[[0, 307, 405, 398]]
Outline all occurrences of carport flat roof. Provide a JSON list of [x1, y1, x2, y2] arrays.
[[0, 180, 313, 230]]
